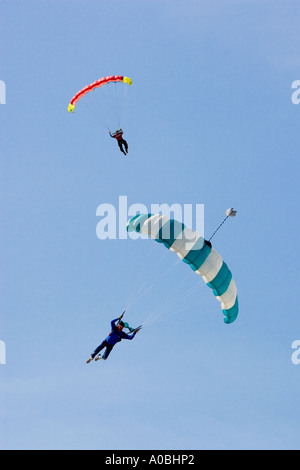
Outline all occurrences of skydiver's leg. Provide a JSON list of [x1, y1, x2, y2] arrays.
[[91, 340, 107, 359], [123, 139, 128, 153], [118, 141, 125, 154], [102, 344, 114, 360], [118, 140, 126, 155]]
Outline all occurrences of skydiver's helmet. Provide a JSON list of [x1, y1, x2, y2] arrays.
[[118, 320, 131, 332]]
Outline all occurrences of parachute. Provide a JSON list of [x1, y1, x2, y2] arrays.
[[127, 214, 239, 324], [68, 75, 132, 113]]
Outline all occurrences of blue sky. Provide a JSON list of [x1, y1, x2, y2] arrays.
[[1, 0, 300, 450]]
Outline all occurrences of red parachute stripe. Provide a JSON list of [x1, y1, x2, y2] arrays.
[[70, 75, 124, 106]]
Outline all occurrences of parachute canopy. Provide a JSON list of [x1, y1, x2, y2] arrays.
[[127, 214, 239, 324], [68, 75, 132, 113]]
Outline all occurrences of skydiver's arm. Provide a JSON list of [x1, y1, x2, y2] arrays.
[[123, 331, 137, 340], [111, 318, 120, 329]]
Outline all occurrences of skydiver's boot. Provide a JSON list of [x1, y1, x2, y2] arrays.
[[95, 354, 102, 362], [86, 357, 94, 364]]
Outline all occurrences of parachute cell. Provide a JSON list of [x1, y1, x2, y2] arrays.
[[127, 214, 239, 324]]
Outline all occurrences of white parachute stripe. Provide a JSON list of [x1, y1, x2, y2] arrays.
[[199, 249, 224, 284], [217, 279, 237, 310], [140, 215, 170, 238], [170, 227, 202, 259]]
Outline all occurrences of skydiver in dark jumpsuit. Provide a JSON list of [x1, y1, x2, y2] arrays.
[[109, 129, 128, 155]]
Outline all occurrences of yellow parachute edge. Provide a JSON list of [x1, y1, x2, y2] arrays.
[[123, 77, 132, 86], [68, 103, 75, 113]]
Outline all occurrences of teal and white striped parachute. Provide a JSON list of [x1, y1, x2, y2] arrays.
[[127, 214, 239, 324]]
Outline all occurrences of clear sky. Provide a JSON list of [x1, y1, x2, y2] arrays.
[[1, 0, 300, 450]]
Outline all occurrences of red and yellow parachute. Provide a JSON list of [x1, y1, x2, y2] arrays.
[[68, 75, 132, 113]]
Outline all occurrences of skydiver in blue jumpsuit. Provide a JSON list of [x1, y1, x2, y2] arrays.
[[86, 315, 140, 363]]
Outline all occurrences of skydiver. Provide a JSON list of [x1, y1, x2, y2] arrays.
[[86, 313, 141, 364], [109, 128, 128, 155]]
